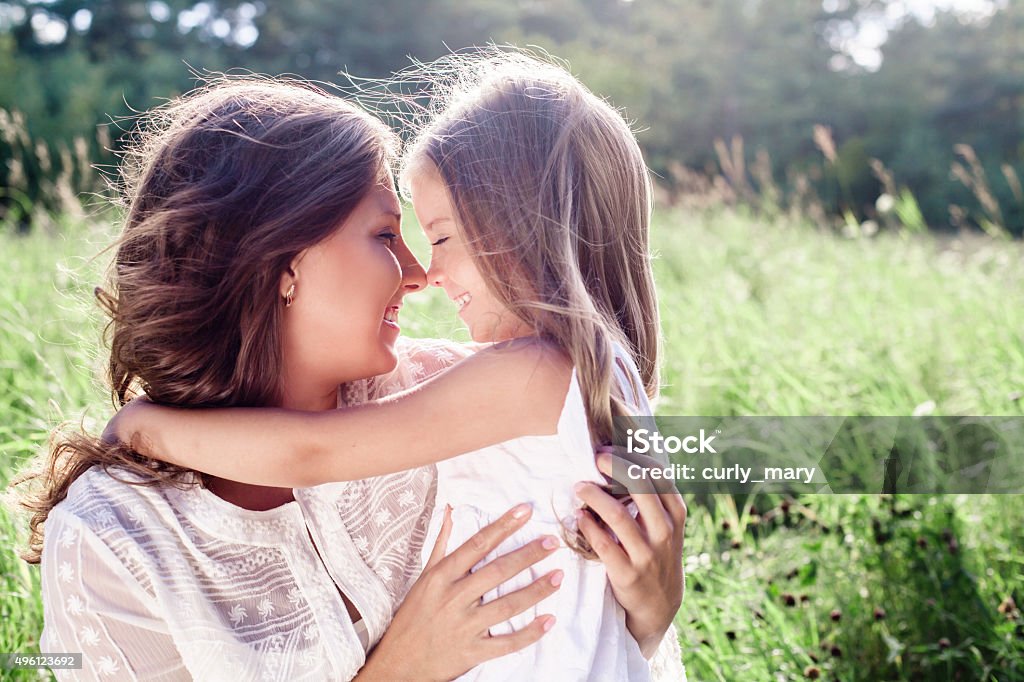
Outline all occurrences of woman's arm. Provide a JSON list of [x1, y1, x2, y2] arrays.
[[110, 340, 569, 488], [40, 511, 187, 680]]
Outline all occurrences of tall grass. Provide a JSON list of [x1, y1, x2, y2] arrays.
[[1, 206, 1023, 680]]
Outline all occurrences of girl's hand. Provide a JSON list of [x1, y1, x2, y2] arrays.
[[357, 504, 562, 681], [574, 447, 686, 658], [101, 396, 155, 451]]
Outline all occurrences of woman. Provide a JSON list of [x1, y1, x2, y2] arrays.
[[18, 78, 685, 680]]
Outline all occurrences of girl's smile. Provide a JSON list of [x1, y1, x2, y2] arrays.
[[408, 165, 528, 343]]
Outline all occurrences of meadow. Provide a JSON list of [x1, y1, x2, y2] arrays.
[[1, 207, 1023, 680]]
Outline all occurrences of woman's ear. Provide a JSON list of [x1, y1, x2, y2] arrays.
[[279, 253, 303, 304], [279, 266, 298, 300]]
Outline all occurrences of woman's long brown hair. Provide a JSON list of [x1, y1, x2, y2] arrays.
[[14, 78, 396, 563]]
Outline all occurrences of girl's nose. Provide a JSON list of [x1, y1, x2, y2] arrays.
[[426, 260, 445, 288]]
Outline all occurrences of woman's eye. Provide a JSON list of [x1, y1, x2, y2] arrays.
[[378, 232, 398, 245], [431, 237, 449, 247]]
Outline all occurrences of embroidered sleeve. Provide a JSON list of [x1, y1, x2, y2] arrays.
[[364, 337, 475, 399], [40, 509, 188, 681], [650, 623, 687, 681]]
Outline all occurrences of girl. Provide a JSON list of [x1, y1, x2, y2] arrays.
[[112, 53, 687, 680]]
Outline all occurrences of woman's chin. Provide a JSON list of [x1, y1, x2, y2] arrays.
[[375, 345, 400, 376]]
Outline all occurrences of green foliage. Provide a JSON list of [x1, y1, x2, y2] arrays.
[[894, 188, 926, 235], [1, 0, 1022, 232], [4, 208, 1022, 678], [683, 493, 1024, 680]]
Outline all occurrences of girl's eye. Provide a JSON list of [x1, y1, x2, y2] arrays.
[[378, 232, 398, 245], [431, 237, 449, 247]]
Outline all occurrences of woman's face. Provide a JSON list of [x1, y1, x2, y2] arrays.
[[280, 177, 426, 405], [409, 165, 530, 343]]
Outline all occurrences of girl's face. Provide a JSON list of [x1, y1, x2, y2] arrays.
[[280, 177, 426, 406], [409, 166, 530, 343]]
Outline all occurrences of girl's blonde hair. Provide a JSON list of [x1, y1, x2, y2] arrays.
[[402, 50, 660, 450]]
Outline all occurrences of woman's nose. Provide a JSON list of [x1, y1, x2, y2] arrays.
[[399, 246, 427, 292]]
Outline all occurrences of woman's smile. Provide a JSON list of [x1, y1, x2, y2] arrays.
[[383, 304, 401, 330]]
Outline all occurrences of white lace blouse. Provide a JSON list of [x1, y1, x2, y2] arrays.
[[39, 337, 684, 680]]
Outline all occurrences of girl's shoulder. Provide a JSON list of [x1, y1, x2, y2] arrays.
[[473, 336, 572, 389], [479, 337, 573, 428]]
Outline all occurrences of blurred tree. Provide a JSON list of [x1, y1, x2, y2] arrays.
[[0, 0, 1020, 233]]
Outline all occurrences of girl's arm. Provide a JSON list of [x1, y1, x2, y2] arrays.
[[577, 449, 687, 658], [111, 340, 570, 488]]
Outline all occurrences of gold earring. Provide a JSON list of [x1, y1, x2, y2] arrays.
[[284, 283, 295, 307]]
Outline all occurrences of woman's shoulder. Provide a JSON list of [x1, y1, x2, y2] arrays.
[[52, 466, 185, 534]]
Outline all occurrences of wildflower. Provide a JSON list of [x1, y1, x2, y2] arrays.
[[876, 193, 895, 214], [830, 609, 842, 622]]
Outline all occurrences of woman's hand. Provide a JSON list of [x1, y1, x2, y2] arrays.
[[575, 447, 686, 658], [357, 503, 562, 681]]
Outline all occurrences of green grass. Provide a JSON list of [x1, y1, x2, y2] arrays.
[[2, 208, 1023, 680]]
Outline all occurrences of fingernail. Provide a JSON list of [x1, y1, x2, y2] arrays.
[[574, 508, 584, 521], [542, 535, 559, 550], [543, 616, 556, 632], [573, 482, 587, 495], [550, 570, 564, 587], [511, 503, 531, 519]]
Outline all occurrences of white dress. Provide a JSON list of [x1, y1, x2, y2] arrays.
[[422, 345, 687, 681], [39, 337, 685, 681]]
